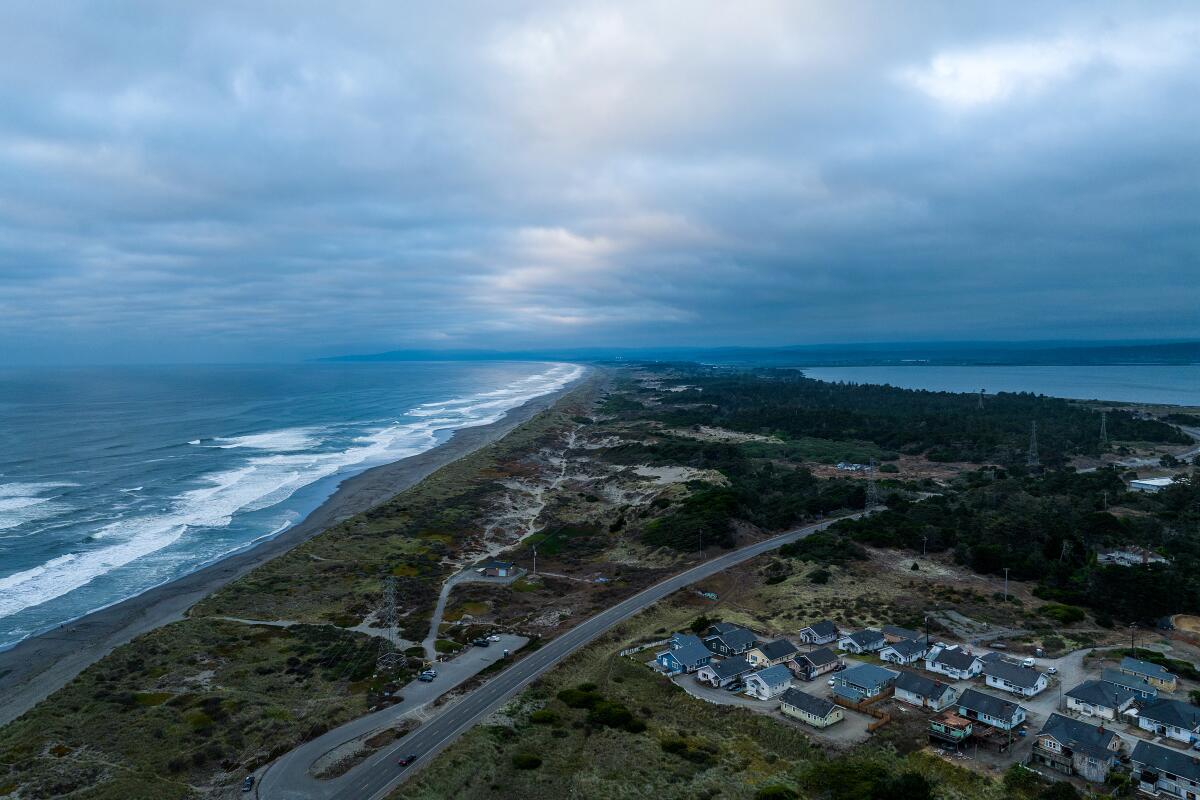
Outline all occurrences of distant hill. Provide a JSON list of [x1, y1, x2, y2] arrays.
[[323, 340, 1199, 367]]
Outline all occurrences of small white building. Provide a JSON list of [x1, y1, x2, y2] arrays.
[[880, 639, 927, 666], [1064, 680, 1136, 721], [743, 664, 793, 700], [983, 659, 1048, 698], [1136, 698, 1200, 744], [894, 671, 956, 711], [924, 645, 983, 680], [1130, 477, 1176, 493]]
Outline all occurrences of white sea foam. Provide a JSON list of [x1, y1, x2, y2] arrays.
[[0, 363, 584, 620], [0, 483, 74, 532]]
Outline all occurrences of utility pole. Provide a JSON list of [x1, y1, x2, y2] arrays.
[[1003, 568, 1009, 601], [1027, 421, 1040, 469], [922, 536, 928, 557], [532, 546, 537, 575], [376, 576, 404, 674], [1102, 490, 1108, 511], [1100, 412, 1108, 445]]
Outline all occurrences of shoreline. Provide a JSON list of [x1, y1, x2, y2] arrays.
[[0, 366, 591, 728]]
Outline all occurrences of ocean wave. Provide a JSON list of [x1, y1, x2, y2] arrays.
[[0, 363, 583, 620], [0, 483, 75, 532]]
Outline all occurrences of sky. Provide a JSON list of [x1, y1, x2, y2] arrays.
[[0, 2, 1197, 364]]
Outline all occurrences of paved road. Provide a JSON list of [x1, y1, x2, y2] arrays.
[[258, 513, 862, 800]]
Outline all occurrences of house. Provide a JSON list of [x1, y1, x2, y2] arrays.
[[780, 688, 844, 728], [704, 623, 758, 656], [477, 559, 516, 577], [1101, 667, 1159, 701], [743, 664, 793, 700], [833, 663, 897, 703], [929, 711, 973, 749], [894, 671, 957, 711], [1119, 656, 1179, 692], [983, 659, 1048, 697], [797, 620, 839, 646], [1030, 713, 1122, 783], [655, 634, 713, 674], [925, 645, 983, 680], [837, 629, 885, 654], [1131, 740, 1200, 799], [956, 688, 1027, 731], [746, 638, 800, 668], [696, 655, 754, 688], [881, 624, 923, 643], [791, 647, 842, 681], [1136, 698, 1200, 745], [1064, 680, 1136, 721], [880, 638, 928, 666]]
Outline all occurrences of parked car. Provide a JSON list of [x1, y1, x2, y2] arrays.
[[473, 638, 490, 647], [241, 776, 255, 793], [724, 682, 743, 692], [487, 634, 501, 642], [418, 669, 437, 682], [1022, 657, 1036, 668], [1046, 666, 1058, 675], [828, 678, 836, 687], [398, 754, 417, 767]]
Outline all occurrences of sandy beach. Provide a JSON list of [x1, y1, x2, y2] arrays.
[[0, 367, 591, 728]]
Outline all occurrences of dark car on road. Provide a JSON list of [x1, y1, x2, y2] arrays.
[[398, 754, 417, 767], [473, 638, 490, 647], [241, 775, 255, 792]]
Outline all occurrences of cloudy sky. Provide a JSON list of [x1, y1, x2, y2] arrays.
[[1, 2, 1197, 363]]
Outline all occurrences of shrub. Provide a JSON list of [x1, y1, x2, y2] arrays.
[[1039, 604, 1086, 625], [529, 710, 558, 725], [511, 753, 542, 770], [808, 569, 831, 585], [756, 787, 799, 800]]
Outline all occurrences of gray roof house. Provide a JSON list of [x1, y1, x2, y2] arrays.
[[704, 623, 758, 656], [1119, 656, 1178, 691], [780, 688, 843, 728], [743, 664, 793, 700], [1064, 680, 1136, 721], [894, 670, 957, 711], [983, 659, 1048, 697], [956, 688, 1027, 731], [880, 638, 928, 665], [696, 655, 755, 688], [833, 663, 898, 702], [1031, 713, 1121, 783], [1132, 740, 1200, 799], [746, 638, 800, 667], [837, 629, 886, 654], [925, 645, 983, 679], [798, 620, 839, 644], [1101, 667, 1158, 700], [1136, 698, 1200, 744], [881, 624, 923, 643], [791, 646, 842, 681], [655, 634, 713, 674]]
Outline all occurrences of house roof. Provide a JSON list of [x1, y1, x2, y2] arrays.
[[780, 688, 837, 718], [1139, 698, 1200, 731], [1065, 680, 1135, 709], [798, 647, 840, 668], [895, 670, 950, 700], [1102, 668, 1157, 695], [929, 646, 980, 672], [840, 663, 898, 688], [1038, 713, 1117, 761], [1120, 656, 1176, 683], [749, 664, 793, 687], [478, 559, 514, 569], [882, 624, 922, 641], [801, 620, 838, 638], [705, 624, 758, 651], [707, 656, 754, 681], [666, 635, 712, 668], [1132, 740, 1200, 783], [983, 659, 1045, 689], [958, 688, 1023, 721], [755, 638, 800, 661], [883, 639, 927, 659], [843, 629, 884, 648]]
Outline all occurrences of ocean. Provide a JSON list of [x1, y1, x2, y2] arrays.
[[799, 365, 1199, 407], [0, 361, 582, 650]]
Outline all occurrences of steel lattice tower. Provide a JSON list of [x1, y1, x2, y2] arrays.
[[1027, 421, 1040, 468], [1100, 412, 1108, 445], [376, 576, 404, 674], [865, 458, 881, 508]]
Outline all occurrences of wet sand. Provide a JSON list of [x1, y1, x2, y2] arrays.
[[0, 368, 591, 727]]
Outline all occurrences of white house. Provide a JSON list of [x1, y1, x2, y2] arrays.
[[983, 659, 1048, 698], [1132, 740, 1200, 799], [1136, 698, 1200, 745], [956, 688, 1026, 731], [797, 620, 839, 645], [837, 629, 885, 654], [743, 664, 793, 700], [1064, 680, 1136, 721], [894, 671, 957, 711], [924, 645, 982, 680], [1130, 477, 1176, 493], [880, 638, 927, 666]]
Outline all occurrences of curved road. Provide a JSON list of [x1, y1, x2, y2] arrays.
[[258, 512, 863, 800]]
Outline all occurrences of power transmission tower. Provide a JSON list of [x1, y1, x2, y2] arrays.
[[1100, 412, 1108, 445], [1027, 421, 1040, 468], [865, 458, 881, 508], [376, 577, 404, 674]]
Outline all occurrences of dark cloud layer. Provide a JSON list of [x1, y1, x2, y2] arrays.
[[1, 2, 1197, 363]]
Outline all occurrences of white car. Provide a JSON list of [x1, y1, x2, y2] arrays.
[[487, 635, 501, 642], [1022, 657, 1036, 668], [828, 678, 836, 687], [1046, 666, 1058, 675]]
